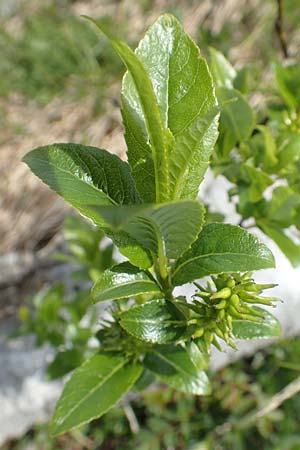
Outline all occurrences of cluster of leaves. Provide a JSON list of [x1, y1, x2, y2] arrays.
[[17, 215, 115, 380], [4, 337, 300, 450], [209, 48, 300, 266], [23, 14, 281, 437]]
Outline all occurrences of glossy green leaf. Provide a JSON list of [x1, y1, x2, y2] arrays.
[[144, 345, 211, 395], [85, 16, 172, 203], [50, 353, 142, 436], [209, 47, 236, 88], [172, 223, 275, 286], [171, 106, 219, 199], [122, 14, 219, 201], [259, 222, 300, 267], [121, 99, 156, 202], [119, 299, 187, 344], [23, 143, 139, 228], [23, 143, 152, 268], [92, 201, 205, 260], [92, 262, 161, 303], [232, 307, 281, 339], [186, 340, 210, 371]]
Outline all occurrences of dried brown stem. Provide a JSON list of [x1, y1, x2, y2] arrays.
[[275, 0, 289, 58]]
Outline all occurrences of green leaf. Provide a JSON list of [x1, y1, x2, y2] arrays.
[[144, 345, 211, 395], [256, 125, 278, 170], [232, 307, 281, 339], [85, 16, 172, 203], [50, 353, 142, 436], [46, 349, 84, 380], [92, 200, 205, 260], [186, 340, 210, 371], [119, 299, 187, 344], [23, 143, 152, 268], [133, 369, 155, 391], [277, 133, 300, 169], [266, 186, 300, 228], [259, 222, 300, 267], [121, 99, 156, 202], [217, 87, 255, 156], [172, 223, 275, 286], [122, 14, 219, 200], [23, 143, 139, 228], [275, 62, 300, 110], [233, 67, 249, 94], [209, 47, 236, 88], [170, 106, 219, 199], [240, 165, 272, 203], [107, 229, 153, 269], [92, 262, 161, 303]]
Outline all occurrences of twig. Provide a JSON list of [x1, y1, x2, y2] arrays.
[[124, 403, 140, 434], [240, 375, 300, 427], [214, 375, 300, 438], [275, 0, 289, 58]]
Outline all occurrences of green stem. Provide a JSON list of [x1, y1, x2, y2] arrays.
[[153, 256, 173, 301]]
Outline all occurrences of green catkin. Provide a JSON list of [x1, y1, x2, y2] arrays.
[[230, 294, 240, 309], [211, 287, 232, 300], [214, 299, 228, 309], [227, 279, 236, 288]]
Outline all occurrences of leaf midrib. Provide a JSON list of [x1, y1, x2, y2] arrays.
[[153, 349, 196, 377], [172, 251, 271, 279], [135, 214, 166, 261], [27, 156, 118, 206], [122, 318, 186, 325], [55, 358, 126, 428], [94, 279, 160, 300]]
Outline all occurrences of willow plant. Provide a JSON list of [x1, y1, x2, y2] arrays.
[[23, 14, 281, 436]]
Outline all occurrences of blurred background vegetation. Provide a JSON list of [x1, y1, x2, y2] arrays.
[[1, 0, 300, 449]]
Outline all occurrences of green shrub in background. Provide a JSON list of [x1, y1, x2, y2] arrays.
[[0, 6, 122, 104], [17, 215, 115, 380], [208, 48, 300, 267]]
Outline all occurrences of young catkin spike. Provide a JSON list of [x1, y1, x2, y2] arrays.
[[237, 305, 265, 318], [230, 294, 240, 309], [227, 279, 236, 288], [214, 299, 228, 309], [212, 336, 223, 351], [226, 314, 233, 329], [214, 327, 226, 341], [210, 287, 232, 300], [218, 309, 226, 319]]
